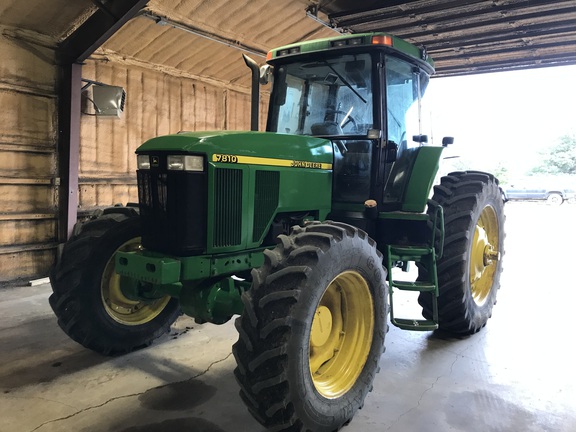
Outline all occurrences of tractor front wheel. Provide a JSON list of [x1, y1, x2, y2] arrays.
[[418, 171, 505, 334], [49, 207, 180, 355], [233, 221, 387, 432]]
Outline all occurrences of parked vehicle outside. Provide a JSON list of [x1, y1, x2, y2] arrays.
[[502, 177, 576, 205]]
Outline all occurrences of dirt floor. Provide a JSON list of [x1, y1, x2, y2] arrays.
[[1, 201, 575, 432]]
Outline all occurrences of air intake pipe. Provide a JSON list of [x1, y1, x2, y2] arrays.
[[243, 54, 259, 131]]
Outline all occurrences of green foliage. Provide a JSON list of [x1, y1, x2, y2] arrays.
[[529, 134, 576, 175], [490, 162, 510, 185]]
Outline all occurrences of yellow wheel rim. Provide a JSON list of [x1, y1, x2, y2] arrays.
[[309, 271, 374, 399], [101, 237, 171, 326], [469, 205, 500, 306]]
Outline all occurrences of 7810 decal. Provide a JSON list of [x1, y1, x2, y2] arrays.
[[213, 154, 238, 163], [212, 154, 332, 170]]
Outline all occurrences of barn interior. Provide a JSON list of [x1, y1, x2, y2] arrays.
[[1, 1, 575, 431]]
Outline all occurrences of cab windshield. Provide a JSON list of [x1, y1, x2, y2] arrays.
[[268, 53, 374, 136]]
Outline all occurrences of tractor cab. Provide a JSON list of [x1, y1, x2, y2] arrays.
[[264, 34, 448, 332], [265, 33, 436, 211]]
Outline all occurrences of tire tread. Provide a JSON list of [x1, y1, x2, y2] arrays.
[[418, 171, 505, 334], [49, 207, 180, 355]]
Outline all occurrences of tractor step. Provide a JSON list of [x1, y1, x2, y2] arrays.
[[392, 318, 438, 331], [388, 246, 434, 262], [391, 280, 436, 292], [386, 243, 439, 332]]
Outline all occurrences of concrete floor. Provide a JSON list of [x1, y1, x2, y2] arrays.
[[1, 202, 576, 432]]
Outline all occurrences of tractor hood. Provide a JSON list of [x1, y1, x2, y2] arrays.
[[136, 131, 334, 168]]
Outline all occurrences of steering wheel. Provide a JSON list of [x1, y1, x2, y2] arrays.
[[326, 109, 358, 133]]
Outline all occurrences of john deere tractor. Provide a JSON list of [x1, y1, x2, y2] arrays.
[[50, 32, 504, 432]]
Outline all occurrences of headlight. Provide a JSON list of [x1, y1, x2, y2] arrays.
[[137, 155, 150, 170], [167, 155, 204, 171]]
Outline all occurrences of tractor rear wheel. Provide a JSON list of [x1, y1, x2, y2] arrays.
[[418, 171, 505, 334], [49, 207, 180, 355], [233, 221, 387, 432]]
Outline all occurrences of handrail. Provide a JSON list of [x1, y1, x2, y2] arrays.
[[428, 199, 445, 259]]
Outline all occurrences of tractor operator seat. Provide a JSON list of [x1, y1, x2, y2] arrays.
[[311, 121, 343, 136]]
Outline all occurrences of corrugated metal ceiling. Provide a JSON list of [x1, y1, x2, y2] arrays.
[[1, 0, 576, 78], [318, 0, 576, 76]]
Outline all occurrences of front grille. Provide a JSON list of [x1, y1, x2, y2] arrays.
[[138, 163, 207, 256], [213, 168, 243, 248], [139, 171, 168, 212], [253, 170, 279, 242]]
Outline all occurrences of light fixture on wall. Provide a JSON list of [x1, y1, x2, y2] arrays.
[[81, 79, 126, 118]]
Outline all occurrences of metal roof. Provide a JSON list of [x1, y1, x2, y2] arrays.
[[317, 0, 576, 76]]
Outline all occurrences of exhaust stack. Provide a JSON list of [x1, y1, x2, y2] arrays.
[[242, 54, 259, 131]]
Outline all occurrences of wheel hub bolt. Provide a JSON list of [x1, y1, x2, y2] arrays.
[[483, 246, 499, 265]]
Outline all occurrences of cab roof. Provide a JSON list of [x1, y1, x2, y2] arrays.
[[267, 32, 435, 73]]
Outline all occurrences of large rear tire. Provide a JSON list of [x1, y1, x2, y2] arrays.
[[418, 171, 505, 334], [233, 221, 387, 432], [49, 207, 180, 355]]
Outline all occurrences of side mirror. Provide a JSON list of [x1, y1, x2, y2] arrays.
[[442, 136, 454, 147], [259, 65, 272, 85], [412, 134, 428, 143], [274, 66, 288, 106], [276, 82, 287, 106]]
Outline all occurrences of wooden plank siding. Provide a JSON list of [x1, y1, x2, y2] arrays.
[[1, 28, 267, 284], [0, 32, 58, 284], [78, 59, 266, 211]]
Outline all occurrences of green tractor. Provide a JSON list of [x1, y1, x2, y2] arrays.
[[50, 32, 504, 432]]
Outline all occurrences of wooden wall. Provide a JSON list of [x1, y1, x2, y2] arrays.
[[0, 30, 58, 284], [78, 58, 265, 211], [0, 33, 265, 284]]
